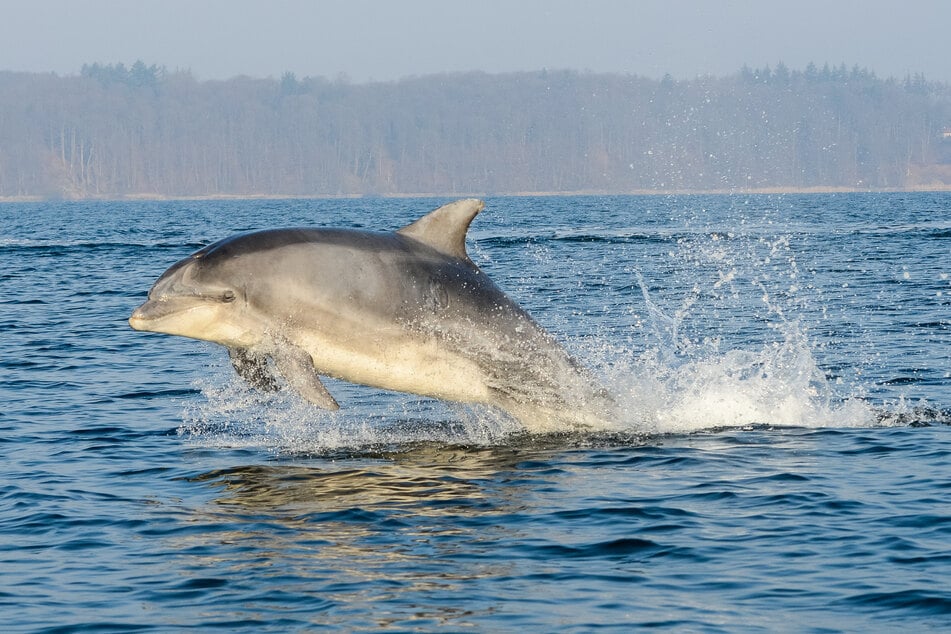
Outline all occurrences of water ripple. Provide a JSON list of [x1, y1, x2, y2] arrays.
[[2, 195, 950, 632]]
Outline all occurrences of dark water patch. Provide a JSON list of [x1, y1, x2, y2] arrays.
[[116, 388, 201, 400], [882, 374, 927, 386], [531, 536, 674, 561], [114, 466, 175, 478], [748, 471, 812, 483], [480, 231, 676, 247], [0, 357, 44, 369], [36, 625, 159, 634], [552, 504, 698, 523], [889, 552, 951, 565], [0, 510, 149, 536], [65, 426, 164, 446], [887, 514, 951, 530], [841, 589, 951, 616], [551, 231, 678, 244]]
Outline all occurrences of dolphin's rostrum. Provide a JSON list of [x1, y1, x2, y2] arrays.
[[129, 199, 614, 431]]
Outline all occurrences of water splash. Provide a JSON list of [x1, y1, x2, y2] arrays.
[[179, 317, 884, 453], [178, 207, 947, 448], [574, 226, 880, 433], [179, 372, 524, 453], [590, 327, 877, 434]]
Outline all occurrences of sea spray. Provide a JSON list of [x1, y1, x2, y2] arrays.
[[573, 219, 880, 433], [177, 196, 944, 448], [179, 362, 523, 453], [589, 325, 878, 433]]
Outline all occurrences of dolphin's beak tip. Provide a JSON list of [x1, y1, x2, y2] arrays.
[[129, 304, 148, 330]]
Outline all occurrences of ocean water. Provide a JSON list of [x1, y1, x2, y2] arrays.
[[1, 193, 949, 632]]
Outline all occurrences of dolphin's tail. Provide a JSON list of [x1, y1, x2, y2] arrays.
[[487, 360, 620, 433], [496, 389, 620, 433]]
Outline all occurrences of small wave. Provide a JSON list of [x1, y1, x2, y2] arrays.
[[844, 223, 951, 238], [117, 387, 201, 400], [478, 228, 732, 247], [841, 589, 951, 616], [549, 231, 674, 245], [0, 238, 207, 252], [533, 537, 673, 561]]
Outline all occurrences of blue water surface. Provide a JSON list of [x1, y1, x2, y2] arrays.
[[1, 194, 949, 632]]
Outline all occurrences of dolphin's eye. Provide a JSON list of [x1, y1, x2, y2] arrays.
[[221, 290, 236, 303]]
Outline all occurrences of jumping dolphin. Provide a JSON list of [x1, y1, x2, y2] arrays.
[[129, 199, 614, 431]]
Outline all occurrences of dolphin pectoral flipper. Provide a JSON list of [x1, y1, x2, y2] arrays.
[[272, 345, 340, 410], [228, 347, 278, 392]]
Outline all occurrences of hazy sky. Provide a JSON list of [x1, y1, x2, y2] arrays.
[[3, 0, 950, 83]]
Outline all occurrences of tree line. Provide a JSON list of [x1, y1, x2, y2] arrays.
[[1, 62, 950, 198]]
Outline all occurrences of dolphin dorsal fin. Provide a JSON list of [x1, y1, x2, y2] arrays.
[[396, 199, 485, 261]]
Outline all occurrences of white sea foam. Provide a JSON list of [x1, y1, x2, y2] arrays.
[[589, 329, 878, 434]]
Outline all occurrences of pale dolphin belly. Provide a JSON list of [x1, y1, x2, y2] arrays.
[[292, 327, 495, 404]]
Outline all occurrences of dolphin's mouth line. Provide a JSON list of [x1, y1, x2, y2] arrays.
[[129, 298, 209, 328]]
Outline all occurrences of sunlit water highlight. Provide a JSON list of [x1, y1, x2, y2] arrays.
[[1, 194, 949, 631]]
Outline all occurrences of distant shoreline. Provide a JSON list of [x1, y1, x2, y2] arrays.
[[5, 68, 950, 203], [4, 185, 951, 203]]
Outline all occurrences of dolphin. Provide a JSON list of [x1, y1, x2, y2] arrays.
[[129, 199, 614, 431]]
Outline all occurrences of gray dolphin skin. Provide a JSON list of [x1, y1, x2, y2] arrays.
[[129, 199, 615, 431]]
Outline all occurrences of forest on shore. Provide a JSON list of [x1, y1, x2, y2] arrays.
[[2, 62, 951, 199]]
